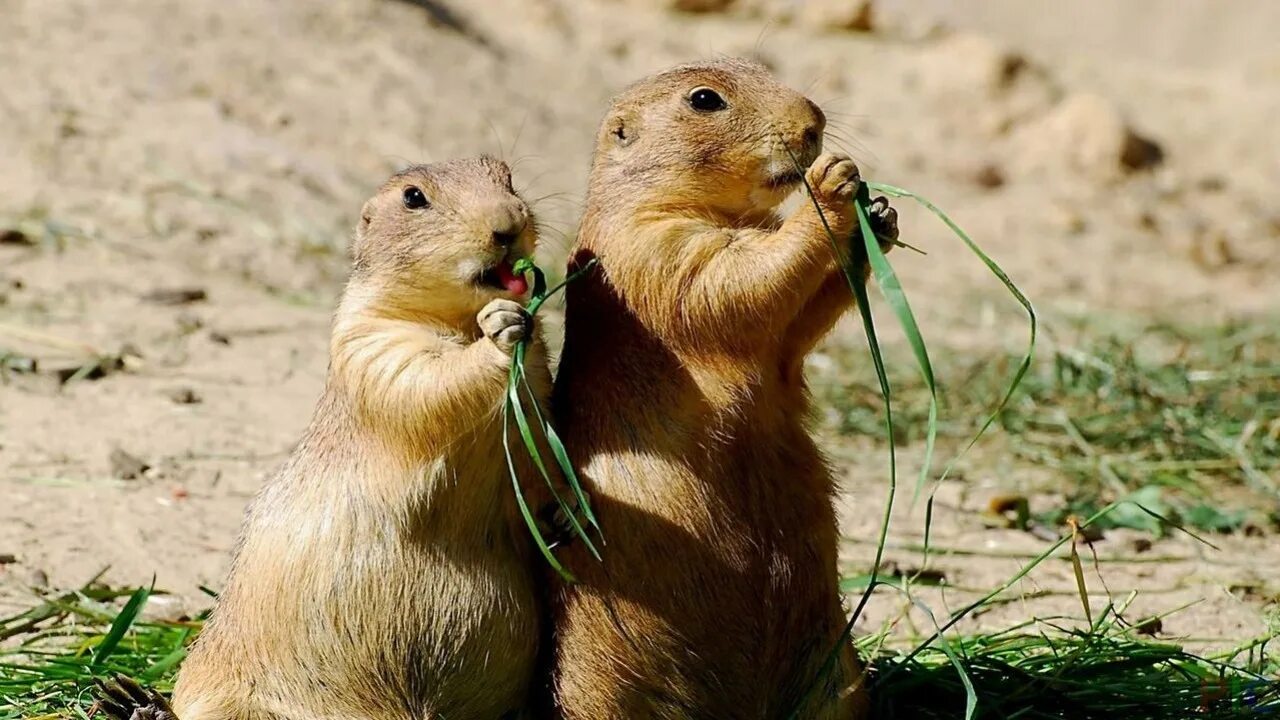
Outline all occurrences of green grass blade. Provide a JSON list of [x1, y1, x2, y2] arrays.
[[502, 399, 575, 583], [90, 581, 152, 667], [510, 345, 602, 560], [500, 257, 604, 576], [518, 357, 602, 536], [856, 184, 939, 505], [780, 147, 899, 719], [883, 503, 1122, 680], [866, 181, 1038, 484], [838, 229, 895, 636], [900, 591, 979, 720], [142, 645, 188, 680], [523, 259, 603, 536]]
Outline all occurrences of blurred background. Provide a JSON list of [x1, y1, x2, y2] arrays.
[[2, 0, 1277, 648]]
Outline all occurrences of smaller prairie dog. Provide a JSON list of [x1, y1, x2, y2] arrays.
[[171, 157, 548, 720]]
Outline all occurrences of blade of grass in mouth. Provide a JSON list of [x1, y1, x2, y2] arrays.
[[504, 258, 603, 582]]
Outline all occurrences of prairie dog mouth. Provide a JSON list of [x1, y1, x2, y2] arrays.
[[765, 168, 804, 189], [764, 134, 822, 190], [477, 259, 529, 295]]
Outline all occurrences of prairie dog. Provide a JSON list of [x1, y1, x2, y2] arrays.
[[550, 59, 897, 719], [172, 157, 547, 720]]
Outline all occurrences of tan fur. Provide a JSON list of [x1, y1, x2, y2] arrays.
[[173, 157, 547, 720], [550, 58, 894, 719]]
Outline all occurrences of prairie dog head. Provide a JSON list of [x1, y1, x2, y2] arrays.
[[349, 156, 535, 327], [592, 58, 826, 218]]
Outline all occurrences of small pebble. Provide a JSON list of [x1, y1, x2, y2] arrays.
[[1134, 617, 1162, 636], [141, 594, 189, 623], [1195, 175, 1227, 192], [972, 163, 1006, 189], [143, 287, 208, 306], [110, 448, 151, 480], [176, 312, 204, 333], [167, 387, 203, 405], [0, 229, 34, 246], [1188, 229, 1236, 270]]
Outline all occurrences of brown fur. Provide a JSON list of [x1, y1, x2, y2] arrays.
[[550, 58, 895, 719], [173, 157, 547, 720]]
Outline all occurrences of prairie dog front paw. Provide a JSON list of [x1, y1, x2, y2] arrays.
[[478, 299, 531, 356], [865, 195, 900, 254], [804, 152, 860, 237], [806, 152, 861, 208]]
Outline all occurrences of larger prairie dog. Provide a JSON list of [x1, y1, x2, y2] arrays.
[[172, 157, 547, 720], [550, 59, 897, 719]]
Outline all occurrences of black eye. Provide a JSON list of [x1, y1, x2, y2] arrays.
[[688, 87, 727, 112], [403, 186, 429, 209]]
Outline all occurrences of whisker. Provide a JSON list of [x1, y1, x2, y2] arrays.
[[517, 167, 560, 189], [383, 154, 417, 172], [821, 109, 871, 122], [509, 155, 546, 177], [533, 223, 576, 258], [803, 65, 845, 97], [526, 192, 579, 208], [509, 113, 530, 160], [531, 213, 576, 231], [486, 119, 506, 162], [822, 128, 877, 168], [752, 21, 777, 58]]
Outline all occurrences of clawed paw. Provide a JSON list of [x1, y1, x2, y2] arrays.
[[94, 675, 178, 720], [806, 151, 861, 205], [478, 299, 531, 355], [864, 195, 899, 253]]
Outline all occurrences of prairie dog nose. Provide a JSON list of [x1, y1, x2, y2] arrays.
[[801, 98, 826, 153], [487, 201, 528, 247]]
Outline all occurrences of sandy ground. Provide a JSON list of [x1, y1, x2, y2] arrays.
[[2, 0, 1278, 648]]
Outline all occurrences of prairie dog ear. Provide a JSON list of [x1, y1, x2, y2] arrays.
[[357, 199, 375, 237], [351, 198, 377, 268], [603, 110, 637, 149]]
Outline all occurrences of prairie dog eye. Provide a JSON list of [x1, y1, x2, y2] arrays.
[[403, 186, 430, 209], [688, 87, 727, 113]]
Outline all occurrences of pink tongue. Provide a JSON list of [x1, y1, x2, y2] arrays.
[[495, 262, 529, 296]]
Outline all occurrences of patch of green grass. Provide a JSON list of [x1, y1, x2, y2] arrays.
[[818, 317, 1280, 534], [865, 609, 1280, 719], [1, 578, 1275, 719], [0, 576, 199, 719]]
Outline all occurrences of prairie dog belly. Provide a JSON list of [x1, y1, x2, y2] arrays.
[[176, 450, 538, 720]]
